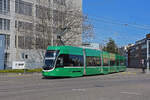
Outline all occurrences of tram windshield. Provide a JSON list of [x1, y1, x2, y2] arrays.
[[43, 50, 59, 70]]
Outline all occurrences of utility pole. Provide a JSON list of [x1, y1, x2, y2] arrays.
[[146, 40, 150, 74], [16, 23, 19, 61], [51, 0, 54, 46]]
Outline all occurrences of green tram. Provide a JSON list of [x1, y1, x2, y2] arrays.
[[42, 46, 126, 77]]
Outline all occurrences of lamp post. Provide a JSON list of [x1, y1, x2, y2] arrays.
[[146, 40, 150, 74]]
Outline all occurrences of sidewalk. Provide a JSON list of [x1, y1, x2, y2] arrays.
[[0, 72, 41, 78], [0, 68, 149, 78], [126, 68, 149, 74]]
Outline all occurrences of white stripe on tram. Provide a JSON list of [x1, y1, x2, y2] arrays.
[[64, 67, 83, 68], [63, 67, 101, 68]]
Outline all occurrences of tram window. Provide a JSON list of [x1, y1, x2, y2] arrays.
[[103, 57, 109, 66], [110, 54, 115, 66], [45, 50, 58, 58], [86, 56, 101, 66], [110, 60, 115, 66], [56, 54, 84, 67], [69, 55, 84, 66], [120, 60, 125, 66], [117, 59, 120, 66], [56, 57, 63, 67]]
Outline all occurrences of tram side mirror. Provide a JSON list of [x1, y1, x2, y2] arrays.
[[56, 57, 63, 67]]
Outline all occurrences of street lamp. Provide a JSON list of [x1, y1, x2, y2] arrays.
[[146, 40, 150, 74]]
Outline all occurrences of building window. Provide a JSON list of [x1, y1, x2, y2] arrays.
[[53, 0, 65, 5], [21, 53, 24, 59], [36, 37, 47, 49], [17, 36, 33, 49], [0, 18, 2, 29], [0, 18, 10, 30], [4, 52, 9, 69], [53, 10, 65, 23], [5, 34, 10, 49], [25, 36, 32, 49], [15, 20, 17, 28], [135, 46, 139, 50], [4, 19, 10, 30], [36, 5, 50, 19], [141, 44, 146, 49], [17, 21, 33, 31], [36, 24, 44, 32], [0, 0, 2, 12], [130, 48, 135, 53], [0, 0, 10, 14], [15, 0, 32, 16], [18, 36, 25, 49]]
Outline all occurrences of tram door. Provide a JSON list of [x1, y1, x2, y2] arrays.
[[83, 49, 86, 75], [0, 35, 5, 70]]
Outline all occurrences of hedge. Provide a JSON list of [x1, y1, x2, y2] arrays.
[[0, 68, 42, 73]]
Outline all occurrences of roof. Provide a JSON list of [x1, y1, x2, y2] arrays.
[[47, 46, 83, 55]]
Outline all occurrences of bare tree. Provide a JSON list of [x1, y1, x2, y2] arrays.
[[35, 0, 52, 49], [14, 0, 94, 68], [28, 0, 53, 60], [34, 0, 94, 49], [82, 15, 94, 43], [55, 0, 94, 46]]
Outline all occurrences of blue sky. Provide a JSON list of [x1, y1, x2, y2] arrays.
[[83, 0, 150, 46]]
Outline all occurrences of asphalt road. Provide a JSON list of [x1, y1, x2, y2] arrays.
[[0, 69, 150, 100]]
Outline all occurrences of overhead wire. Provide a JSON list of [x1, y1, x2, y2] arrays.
[[84, 16, 150, 46]]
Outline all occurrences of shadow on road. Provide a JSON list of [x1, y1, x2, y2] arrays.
[[42, 76, 74, 80]]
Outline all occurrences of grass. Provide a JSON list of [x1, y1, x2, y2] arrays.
[[0, 68, 42, 73]]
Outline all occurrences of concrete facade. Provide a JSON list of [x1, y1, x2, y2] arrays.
[[0, 0, 82, 69]]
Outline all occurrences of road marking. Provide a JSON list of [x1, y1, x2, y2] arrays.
[[72, 88, 86, 92], [0, 74, 33, 78], [120, 92, 141, 95], [121, 72, 136, 75]]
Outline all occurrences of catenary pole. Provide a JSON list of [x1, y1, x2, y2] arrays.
[[146, 40, 150, 74]]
